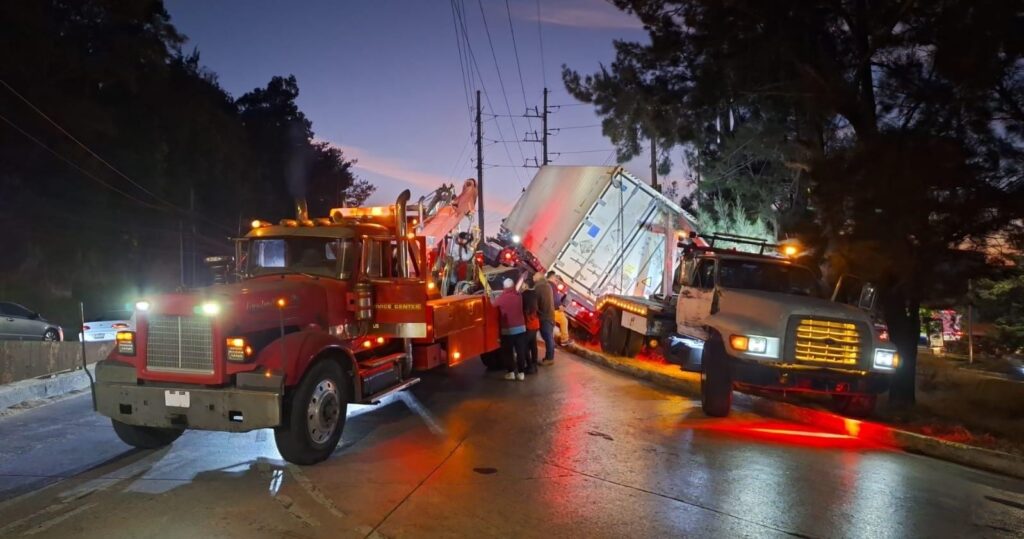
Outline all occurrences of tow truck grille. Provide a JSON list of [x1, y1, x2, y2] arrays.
[[146, 315, 214, 373], [793, 318, 861, 365]]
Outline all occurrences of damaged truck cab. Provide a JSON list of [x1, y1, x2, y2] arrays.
[[95, 190, 500, 464]]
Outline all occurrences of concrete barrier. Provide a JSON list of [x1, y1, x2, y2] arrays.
[[0, 341, 113, 385]]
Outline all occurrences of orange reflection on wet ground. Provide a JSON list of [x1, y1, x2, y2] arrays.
[[692, 420, 891, 451]]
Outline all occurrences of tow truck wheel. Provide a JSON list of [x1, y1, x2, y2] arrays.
[[700, 338, 732, 417], [111, 419, 183, 449], [622, 330, 644, 358], [831, 394, 877, 418], [599, 308, 627, 355], [274, 360, 350, 465]]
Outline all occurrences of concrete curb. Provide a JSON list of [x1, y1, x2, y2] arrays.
[[567, 343, 1024, 480], [0, 365, 95, 411]]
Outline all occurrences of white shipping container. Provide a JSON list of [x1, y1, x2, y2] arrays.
[[502, 166, 698, 305]]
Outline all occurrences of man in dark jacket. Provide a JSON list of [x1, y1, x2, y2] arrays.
[[494, 278, 528, 380], [520, 275, 540, 374], [534, 271, 556, 365]]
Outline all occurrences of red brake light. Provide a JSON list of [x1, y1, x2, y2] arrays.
[[112, 323, 129, 329], [82, 325, 91, 331]]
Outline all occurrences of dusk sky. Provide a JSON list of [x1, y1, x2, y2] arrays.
[[164, 0, 670, 229]]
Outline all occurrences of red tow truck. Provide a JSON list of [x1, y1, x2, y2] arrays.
[[95, 189, 500, 464]]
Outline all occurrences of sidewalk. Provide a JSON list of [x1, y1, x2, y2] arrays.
[[566, 342, 1024, 479], [0, 365, 95, 412]]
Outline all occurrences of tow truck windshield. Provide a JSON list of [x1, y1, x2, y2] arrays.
[[246, 237, 357, 279], [717, 259, 824, 298]]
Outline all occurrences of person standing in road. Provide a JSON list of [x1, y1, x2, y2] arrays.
[[494, 278, 528, 380], [520, 275, 540, 374], [549, 272, 573, 346], [535, 271, 557, 366]]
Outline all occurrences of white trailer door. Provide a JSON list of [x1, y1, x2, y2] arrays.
[[552, 175, 661, 300]]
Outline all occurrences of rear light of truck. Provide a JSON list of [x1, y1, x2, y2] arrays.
[[115, 331, 135, 356], [226, 337, 254, 362]]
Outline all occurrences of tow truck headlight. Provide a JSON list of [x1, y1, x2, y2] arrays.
[[115, 331, 136, 356], [730, 335, 768, 354], [199, 301, 221, 316], [874, 349, 900, 369], [226, 337, 253, 362]]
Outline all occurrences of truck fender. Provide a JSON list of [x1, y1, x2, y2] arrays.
[[704, 312, 776, 344], [255, 331, 359, 395]]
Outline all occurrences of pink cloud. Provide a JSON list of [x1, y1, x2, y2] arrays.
[[519, 0, 644, 30], [324, 142, 514, 215]]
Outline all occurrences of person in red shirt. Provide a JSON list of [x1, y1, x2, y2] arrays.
[[520, 275, 541, 374], [493, 278, 528, 381]]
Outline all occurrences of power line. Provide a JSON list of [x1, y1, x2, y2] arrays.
[[0, 78, 172, 209], [453, 0, 525, 187], [0, 111, 167, 211], [553, 149, 618, 155], [449, 0, 475, 123], [551, 124, 601, 131], [535, 0, 547, 88], [503, 0, 537, 144], [0, 78, 234, 235], [476, 0, 529, 167]]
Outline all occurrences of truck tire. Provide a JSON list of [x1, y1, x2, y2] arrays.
[[831, 394, 877, 418], [622, 330, 644, 358], [480, 349, 503, 371], [274, 360, 350, 465], [111, 419, 183, 449], [700, 338, 732, 417], [599, 308, 627, 355]]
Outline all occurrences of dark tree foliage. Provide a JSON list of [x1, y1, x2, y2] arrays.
[[0, 1, 372, 327], [565, 0, 1024, 403]]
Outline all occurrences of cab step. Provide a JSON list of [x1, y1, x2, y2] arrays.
[[360, 352, 406, 369], [362, 377, 421, 405]]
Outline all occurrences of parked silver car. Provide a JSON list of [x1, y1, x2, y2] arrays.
[[0, 302, 64, 341]]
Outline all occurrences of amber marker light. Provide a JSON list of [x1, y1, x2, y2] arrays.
[[730, 335, 750, 351]]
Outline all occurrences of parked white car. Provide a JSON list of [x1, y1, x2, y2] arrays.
[[79, 310, 134, 342]]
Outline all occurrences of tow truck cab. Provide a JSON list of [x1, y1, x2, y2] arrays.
[[671, 247, 898, 417], [94, 190, 500, 464]]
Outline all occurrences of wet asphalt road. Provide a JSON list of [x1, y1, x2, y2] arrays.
[[0, 349, 1022, 538]]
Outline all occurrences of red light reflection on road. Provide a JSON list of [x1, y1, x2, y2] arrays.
[[694, 420, 888, 451]]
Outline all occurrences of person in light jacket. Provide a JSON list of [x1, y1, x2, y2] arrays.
[[534, 271, 557, 365]]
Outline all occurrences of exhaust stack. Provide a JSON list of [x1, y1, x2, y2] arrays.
[[395, 189, 411, 278], [295, 198, 309, 222]]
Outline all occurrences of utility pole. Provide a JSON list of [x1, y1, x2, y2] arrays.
[[650, 138, 659, 192], [542, 87, 549, 165], [476, 90, 484, 238], [189, 186, 196, 287]]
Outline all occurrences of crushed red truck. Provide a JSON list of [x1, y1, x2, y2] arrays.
[[96, 187, 501, 464]]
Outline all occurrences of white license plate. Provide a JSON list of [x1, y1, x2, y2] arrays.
[[164, 390, 191, 408], [93, 333, 105, 340]]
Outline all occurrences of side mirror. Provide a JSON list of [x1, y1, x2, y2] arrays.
[[30, 312, 40, 320], [205, 255, 235, 284], [857, 283, 878, 311]]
